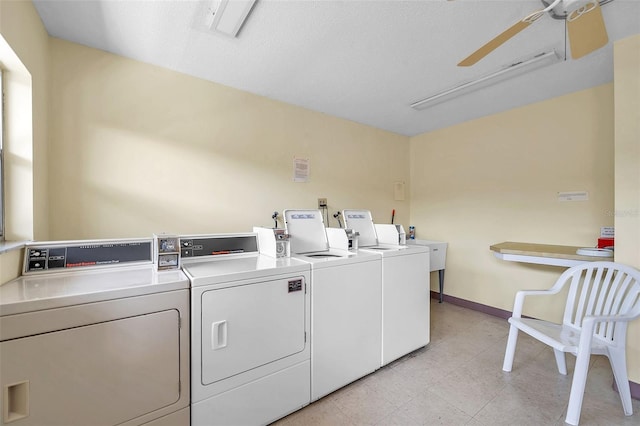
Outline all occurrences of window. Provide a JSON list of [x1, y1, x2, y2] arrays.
[[0, 69, 4, 239]]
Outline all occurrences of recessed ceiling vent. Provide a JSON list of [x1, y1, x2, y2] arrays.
[[194, 0, 257, 38]]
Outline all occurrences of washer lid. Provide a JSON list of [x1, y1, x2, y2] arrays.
[[291, 249, 381, 268], [342, 210, 378, 247], [359, 244, 429, 258], [284, 209, 329, 254]]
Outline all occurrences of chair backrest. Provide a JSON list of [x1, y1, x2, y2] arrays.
[[561, 262, 640, 344]]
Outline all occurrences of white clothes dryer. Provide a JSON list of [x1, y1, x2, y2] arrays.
[[0, 239, 190, 426], [180, 234, 311, 426], [284, 209, 382, 401], [343, 210, 431, 366]]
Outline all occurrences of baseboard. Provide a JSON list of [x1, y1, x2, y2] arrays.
[[613, 377, 640, 401], [430, 290, 511, 319], [429, 290, 640, 400]]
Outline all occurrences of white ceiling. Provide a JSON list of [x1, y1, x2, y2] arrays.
[[33, 0, 640, 136]]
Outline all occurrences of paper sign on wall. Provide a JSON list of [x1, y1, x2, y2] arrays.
[[293, 158, 309, 182], [558, 191, 589, 201], [601, 227, 614, 237]]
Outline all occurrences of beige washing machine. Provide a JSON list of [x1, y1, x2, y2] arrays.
[[0, 239, 190, 426]]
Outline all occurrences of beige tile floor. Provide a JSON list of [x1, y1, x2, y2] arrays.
[[273, 300, 640, 426]]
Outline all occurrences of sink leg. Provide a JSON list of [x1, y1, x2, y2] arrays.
[[438, 269, 445, 303]]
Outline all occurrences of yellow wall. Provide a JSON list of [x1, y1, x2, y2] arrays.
[[614, 34, 640, 383], [47, 38, 409, 240], [0, 247, 22, 283], [410, 84, 615, 319]]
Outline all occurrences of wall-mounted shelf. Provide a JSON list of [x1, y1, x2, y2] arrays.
[[490, 241, 613, 267]]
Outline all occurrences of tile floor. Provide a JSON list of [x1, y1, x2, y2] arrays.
[[273, 300, 640, 426]]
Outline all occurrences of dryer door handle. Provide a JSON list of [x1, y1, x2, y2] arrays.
[[211, 320, 228, 350]]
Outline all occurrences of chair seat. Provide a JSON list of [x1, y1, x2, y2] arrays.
[[508, 317, 610, 356]]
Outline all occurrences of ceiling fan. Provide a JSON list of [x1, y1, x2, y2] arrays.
[[458, 0, 611, 66]]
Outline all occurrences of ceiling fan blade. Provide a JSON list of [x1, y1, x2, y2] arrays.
[[457, 0, 564, 67], [567, 1, 609, 59], [458, 18, 535, 67]]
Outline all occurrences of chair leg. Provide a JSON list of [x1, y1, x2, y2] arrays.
[[565, 350, 591, 426], [608, 348, 633, 416], [554, 349, 567, 375], [502, 325, 519, 372]]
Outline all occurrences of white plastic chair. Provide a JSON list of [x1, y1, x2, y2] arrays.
[[502, 261, 640, 425]]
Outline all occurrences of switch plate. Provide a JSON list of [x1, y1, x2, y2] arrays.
[[318, 198, 327, 208]]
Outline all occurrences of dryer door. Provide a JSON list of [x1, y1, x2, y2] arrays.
[[0, 310, 180, 426], [201, 276, 306, 385]]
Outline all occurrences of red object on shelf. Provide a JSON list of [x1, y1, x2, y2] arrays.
[[598, 238, 614, 248]]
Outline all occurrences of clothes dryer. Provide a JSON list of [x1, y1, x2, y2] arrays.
[[0, 239, 190, 426], [180, 233, 311, 426], [343, 210, 431, 366], [283, 209, 382, 401]]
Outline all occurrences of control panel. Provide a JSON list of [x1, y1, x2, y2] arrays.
[[23, 239, 153, 274], [180, 234, 258, 259], [345, 228, 359, 251], [154, 234, 181, 271], [253, 227, 290, 258], [273, 228, 291, 258]]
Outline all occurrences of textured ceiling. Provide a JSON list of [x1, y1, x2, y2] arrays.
[[33, 0, 640, 136]]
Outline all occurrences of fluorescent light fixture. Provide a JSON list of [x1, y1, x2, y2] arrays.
[[410, 50, 561, 110], [202, 0, 257, 37]]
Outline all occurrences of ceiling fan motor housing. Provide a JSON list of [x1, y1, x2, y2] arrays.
[[545, 0, 607, 19]]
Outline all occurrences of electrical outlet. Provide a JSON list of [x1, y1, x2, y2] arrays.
[[318, 198, 328, 209]]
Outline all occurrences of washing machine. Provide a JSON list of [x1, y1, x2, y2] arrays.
[[283, 209, 382, 401], [0, 238, 191, 426], [179, 233, 311, 426], [343, 210, 431, 366]]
